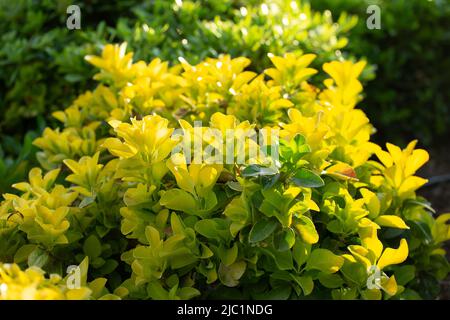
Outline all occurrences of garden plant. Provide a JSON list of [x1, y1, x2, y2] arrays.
[[0, 42, 448, 300], [0, 0, 361, 194]]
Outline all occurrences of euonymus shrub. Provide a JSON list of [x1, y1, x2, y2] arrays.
[[0, 44, 448, 300]]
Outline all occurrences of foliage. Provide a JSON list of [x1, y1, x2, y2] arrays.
[[0, 44, 448, 300], [311, 0, 450, 145], [0, 0, 357, 164], [0, 257, 126, 299]]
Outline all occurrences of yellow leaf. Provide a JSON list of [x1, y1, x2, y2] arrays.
[[381, 275, 398, 296], [270, 99, 294, 109], [398, 176, 428, 196], [404, 149, 429, 177], [348, 245, 371, 270], [377, 239, 408, 270], [431, 248, 446, 256], [295, 216, 319, 244], [361, 288, 382, 300], [324, 162, 358, 181], [102, 138, 135, 158], [296, 54, 317, 68], [386, 143, 403, 164], [436, 213, 450, 225], [360, 188, 380, 217], [375, 149, 393, 168], [232, 71, 257, 90], [264, 68, 281, 82], [167, 154, 195, 194], [66, 288, 92, 300], [375, 215, 409, 229], [268, 53, 287, 71], [432, 213, 450, 243], [358, 221, 383, 260]]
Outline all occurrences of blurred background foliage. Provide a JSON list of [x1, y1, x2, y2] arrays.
[[310, 0, 450, 146], [0, 0, 449, 194]]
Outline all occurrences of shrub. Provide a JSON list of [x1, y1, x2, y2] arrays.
[[0, 0, 359, 193], [0, 44, 448, 300], [0, 0, 357, 133], [0, 257, 126, 299], [311, 0, 450, 145]]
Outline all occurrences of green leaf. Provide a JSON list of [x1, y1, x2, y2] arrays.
[[195, 218, 230, 242], [290, 135, 311, 160], [83, 235, 102, 259], [218, 260, 247, 287], [292, 168, 324, 188], [274, 228, 295, 251], [261, 173, 280, 190], [177, 287, 201, 300], [306, 249, 344, 274], [199, 191, 218, 213], [292, 241, 311, 267], [92, 257, 106, 268], [168, 252, 198, 269], [223, 196, 249, 224], [147, 281, 169, 300], [361, 289, 382, 300], [88, 278, 108, 299], [226, 181, 243, 192], [195, 219, 221, 240], [241, 164, 278, 178], [28, 247, 49, 268], [249, 218, 278, 243], [280, 134, 310, 163], [95, 226, 109, 238], [99, 259, 119, 275], [292, 275, 314, 295], [292, 134, 306, 148], [404, 198, 435, 214], [408, 220, 433, 245], [295, 215, 319, 244], [219, 243, 239, 266], [14, 244, 37, 264], [399, 288, 423, 300], [318, 273, 344, 288], [393, 265, 416, 286], [155, 209, 170, 230], [252, 285, 292, 300], [340, 260, 367, 286], [332, 287, 358, 300], [160, 189, 197, 213], [261, 248, 294, 270], [79, 196, 96, 208]]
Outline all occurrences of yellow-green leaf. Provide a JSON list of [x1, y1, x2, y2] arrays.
[[306, 249, 344, 274], [295, 216, 319, 244], [375, 215, 409, 229]]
